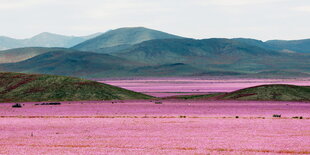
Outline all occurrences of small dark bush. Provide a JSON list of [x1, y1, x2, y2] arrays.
[[12, 103, 22, 108], [40, 102, 61, 105], [235, 116, 239, 119], [179, 115, 186, 118], [273, 114, 281, 118]]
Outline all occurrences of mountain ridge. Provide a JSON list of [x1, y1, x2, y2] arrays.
[[72, 27, 184, 51], [0, 32, 102, 50]]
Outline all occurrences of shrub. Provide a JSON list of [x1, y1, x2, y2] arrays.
[[12, 103, 22, 108]]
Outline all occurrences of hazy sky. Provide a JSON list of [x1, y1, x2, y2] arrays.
[[0, 0, 309, 40]]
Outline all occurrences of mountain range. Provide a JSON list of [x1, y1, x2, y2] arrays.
[[0, 27, 309, 78], [0, 32, 102, 50]]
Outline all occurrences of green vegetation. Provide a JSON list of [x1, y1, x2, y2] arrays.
[[172, 84, 310, 101], [0, 72, 153, 102], [220, 84, 310, 101]]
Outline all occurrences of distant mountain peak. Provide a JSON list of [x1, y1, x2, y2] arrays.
[[73, 27, 184, 51], [0, 32, 102, 49], [31, 32, 67, 39]]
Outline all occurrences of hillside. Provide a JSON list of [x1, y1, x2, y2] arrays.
[[0, 50, 144, 78], [0, 72, 152, 102], [0, 32, 101, 50], [114, 38, 310, 74], [114, 38, 280, 64], [1, 38, 310, 78], [171, 84, 310, 101], [221, 84, 310, 101], [233, 38, 310, 53], [0, 36, 23, 50], [0, 47, 76, 63], [72, 27, 183, 52], [232, 38, 277, 51], [266, 39, 310, 53]]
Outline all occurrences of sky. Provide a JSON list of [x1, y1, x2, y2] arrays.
[[0, 0, 309, 40]]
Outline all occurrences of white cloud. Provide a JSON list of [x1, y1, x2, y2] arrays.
[[293, 6, 310, 12], [0, 0, 309, 40], [0, 0, 52, 10], [195, 0, 283, 6]]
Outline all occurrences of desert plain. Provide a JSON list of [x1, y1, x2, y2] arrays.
[[1, 78, 310, 154]]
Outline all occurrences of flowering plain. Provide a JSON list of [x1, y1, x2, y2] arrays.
[[0, 78, 310, 154]]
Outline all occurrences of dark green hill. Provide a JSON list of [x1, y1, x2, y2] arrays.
[[113, 38, 310, 74], [0, 50, 143, 78], [220, 84, 310, 101], [114, 38, 280, 64], [233, 38, 310, 53], [0, 72, 153, 102], [232, 38, 277, 51], [0, 47, 76, 63], [171, 84, 310, 101], [72, 27, 183, 52], [266, 39, 310, 53]]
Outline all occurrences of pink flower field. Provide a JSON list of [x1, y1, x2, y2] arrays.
[[1, 100, 310, 154], [1, 78, 310, 154]]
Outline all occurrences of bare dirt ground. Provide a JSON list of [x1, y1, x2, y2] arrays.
[[1, 100, 310, 154]]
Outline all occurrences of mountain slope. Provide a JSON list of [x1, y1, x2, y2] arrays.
[[72, 27, 183, 52], [233, 38, 310, 53], [1, 38, 309, 78], [0, 72, 153, 102], [220, 84, 310, 101], [0, 47, 76, 63], [266, 39, 310, 53], [114, 38, 283, 70], [232, 38, 277, 51], [0, 50, 144, 78], [0, 32, 101, 50], [170, 84, 310, 101], [0, 36, 23, 50]]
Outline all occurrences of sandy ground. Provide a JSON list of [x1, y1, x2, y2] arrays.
[[1, 100, 310, 154]]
